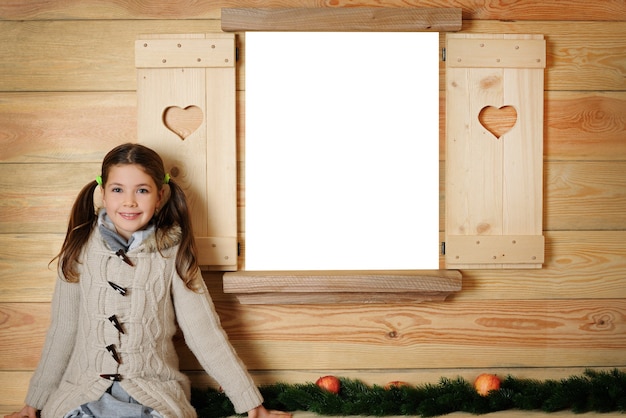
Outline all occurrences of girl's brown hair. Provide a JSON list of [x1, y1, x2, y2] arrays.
[[55, 143, 200, 290]]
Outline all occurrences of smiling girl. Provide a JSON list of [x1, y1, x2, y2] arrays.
[[6, 143, 291, 418]]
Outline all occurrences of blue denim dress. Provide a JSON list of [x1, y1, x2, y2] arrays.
[[63, 382, 162, 418]]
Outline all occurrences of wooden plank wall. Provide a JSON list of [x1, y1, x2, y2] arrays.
[[1, 1, 625, 415]]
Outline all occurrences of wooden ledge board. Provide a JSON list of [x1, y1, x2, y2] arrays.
[[223, 270, 462, 304], [221, 8, 462, 32]]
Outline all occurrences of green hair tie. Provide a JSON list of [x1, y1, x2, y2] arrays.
[[96, 175, 103, 186], [164, 173, 171, 184]]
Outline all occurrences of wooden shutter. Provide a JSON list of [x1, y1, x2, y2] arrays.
[[445, 33, 546, 269], [135, 33, 237, 270]]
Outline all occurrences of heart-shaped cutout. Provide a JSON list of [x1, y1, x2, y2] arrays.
[[163, 105, 203, 140], [478, 105, 517, 139]]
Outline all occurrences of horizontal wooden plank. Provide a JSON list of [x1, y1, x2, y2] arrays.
[[3, 231, 623, 304], [456, 231, 626, 301], [1, 90, 624, 164], [544, 91, 626, 161], [0, 234, 238, 282], [464, 20, 626, 91], [4, 298, 623, 370], [0, 304, 49, 370], [0, 163, 98, 233], [221, 7, 462, 32], [0, 235, 59, 303], [0, 161, 624, 237], [1, 0, 625, 21], [545, 161, 626, 231], [0, 92, 136, 163], [0, 20, 222, 92], [0, 372, 31, 408], [1, 21, 625, 92], [198, 299, 626, 370]]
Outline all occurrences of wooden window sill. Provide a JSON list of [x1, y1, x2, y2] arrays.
[[222, 270, 461, 304]]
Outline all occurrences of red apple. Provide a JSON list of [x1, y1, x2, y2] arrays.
[[473, 373, 501, 396], [384, 381, 410, 389], [316, 375, 341, 394]]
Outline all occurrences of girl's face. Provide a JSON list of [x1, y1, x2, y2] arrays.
[[101, 164, 164, 241]]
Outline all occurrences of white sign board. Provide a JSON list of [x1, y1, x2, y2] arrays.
[[245, 32, 439, 270]]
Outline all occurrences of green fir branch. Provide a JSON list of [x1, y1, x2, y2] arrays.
[[191, 369, 626, 417]]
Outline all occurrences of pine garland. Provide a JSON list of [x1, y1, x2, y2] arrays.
[[191, 369, 626, 417]]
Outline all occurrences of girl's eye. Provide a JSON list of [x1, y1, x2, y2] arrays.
[[138, 188, 149, 194], [112, 187, 122, 193]]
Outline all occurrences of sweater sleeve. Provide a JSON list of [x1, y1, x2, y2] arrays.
[[25, 275, 81, 409], [171, 271, 263, 414]]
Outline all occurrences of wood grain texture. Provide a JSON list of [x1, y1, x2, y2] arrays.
[[544, 91, 626, 161], [1, 0, 625, 21], [545, 162, 626, 231], [0, 163, 98, 233], [3, 298, 623, 371], [4, 160, 621, 234], [456, 231, 626, 301], [1, 21, 625, 92], [445, 33, 545, 268], [0, 92, 136, 163], [223, 270, 462, 304], [0, 235, 59, 303], [1, 0, 625, 409], [464, 20, 626, 91], [0, 304, 49, 370], [221, 7, 462, 32], [2, 231, 623, 304], [194, 301, 626, 370], [0, 90, 623, 165], [0, 20, 221, 92]]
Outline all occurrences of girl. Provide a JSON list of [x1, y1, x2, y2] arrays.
[[6, 143, 291, 418]]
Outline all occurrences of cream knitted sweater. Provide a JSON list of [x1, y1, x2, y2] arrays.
[[25, 225, 263, 418]]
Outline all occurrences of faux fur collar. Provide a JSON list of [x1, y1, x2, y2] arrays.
[[144, 223, 182, 253]]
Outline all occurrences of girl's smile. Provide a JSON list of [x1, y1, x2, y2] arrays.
[[101, 164, 164, 241]]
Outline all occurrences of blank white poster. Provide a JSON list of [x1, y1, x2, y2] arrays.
[[245, 32, 439, 270]]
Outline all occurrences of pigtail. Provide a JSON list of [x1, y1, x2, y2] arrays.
[[154, 179, 200, 291], [53, 180, 99, 282]]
